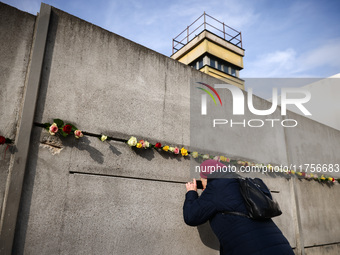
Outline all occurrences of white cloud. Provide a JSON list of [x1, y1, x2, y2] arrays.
[[243, 48, 297, 77], [296, 38, 340, 72], [243, 38, 340, 78]]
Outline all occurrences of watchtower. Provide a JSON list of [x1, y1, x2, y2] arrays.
[[171, 12, 245, 89]]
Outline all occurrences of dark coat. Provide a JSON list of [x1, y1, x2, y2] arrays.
[[183, 178, 294, 255]]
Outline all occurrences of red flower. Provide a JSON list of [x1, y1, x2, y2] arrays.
[[0, 136, 5, 145], [155, 143, 162, 148], [63, 125, 72, 134]]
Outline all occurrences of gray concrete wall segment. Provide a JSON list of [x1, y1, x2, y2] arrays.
[[0, 2, 36, 226], [0, 3, 35, 137], [304, 243, 340, 255], [292, 178, 306, 255], [265, 178, 297, 248], [0, 3, 50, 254], [285, 111, 340, 177], [13, 127, 76, 254], [58, 174, 219, 255], [295, 180, 340, 247]]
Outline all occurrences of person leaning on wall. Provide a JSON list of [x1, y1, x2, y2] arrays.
[[183, 159, 294, 255]]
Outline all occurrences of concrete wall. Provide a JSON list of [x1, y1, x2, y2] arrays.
[[0, 3, 35, 224], [0, 3, 339, 255]]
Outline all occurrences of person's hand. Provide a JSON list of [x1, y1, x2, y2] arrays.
[[186, 178, 197, 192]]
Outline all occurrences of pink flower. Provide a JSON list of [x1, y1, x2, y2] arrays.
[[139, 140, 149, 148], [74, 130, 83, 138], [173, 147, 179, 154], [49, 123, 58, 135]]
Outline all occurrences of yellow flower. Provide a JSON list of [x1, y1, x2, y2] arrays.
[[136, 143, 142, 148], [181, 147, 188, 156], [291, 170, 295, 175], [328, 177, 333, 181], [163, 146, 169, 152], [320, 176, 325, 180], [296, 172, 302, 176], [220, 156, 227, 162], [101, 135, 107, 142], [127, 136, 137, 146], [191, 151, 198, 158]]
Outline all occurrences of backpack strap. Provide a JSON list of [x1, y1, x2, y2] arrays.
[[221, 211, 250, 218]]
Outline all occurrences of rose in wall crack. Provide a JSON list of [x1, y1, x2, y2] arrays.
[[49, 123, 58, 135], [63, 125, 72, 134], [74, 130, 83, 138], [0, 136, 6, 145]]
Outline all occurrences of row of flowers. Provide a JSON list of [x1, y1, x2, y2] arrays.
[[126, 136, 340, 184], [45, 119, 108, 142], [45, 119, 84, 138], [4, 118, 340, 184], [127, 136, 189, 156]]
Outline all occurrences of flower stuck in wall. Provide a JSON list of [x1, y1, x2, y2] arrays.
[[74, 130, 83, 138], [127, 136, 137, 146], [63, 124, 72, 134], [0, 136, 6, 145], [181, 147, 188, 156], [44, 119, 80, 138], [0, 135, 12, 145], [0, 134, 14, 159], [49, 123, 58, 135]]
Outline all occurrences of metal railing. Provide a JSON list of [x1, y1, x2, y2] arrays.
[[172, 12, 242, 54]]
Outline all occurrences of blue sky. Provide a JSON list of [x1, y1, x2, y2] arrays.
[[3, 0, 340, 80]]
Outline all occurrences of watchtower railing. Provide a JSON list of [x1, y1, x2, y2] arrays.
[[172, 12, 242, 54]]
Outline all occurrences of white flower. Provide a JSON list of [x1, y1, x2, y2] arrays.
[[127, 136, 137, 146]]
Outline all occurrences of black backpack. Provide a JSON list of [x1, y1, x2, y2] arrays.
[[223, 178, 282, 220]]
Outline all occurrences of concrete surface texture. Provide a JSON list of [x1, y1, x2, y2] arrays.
[[0, 3, 339, 255], [0, 2, 35, 231], [279, 76, 340, 131]]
